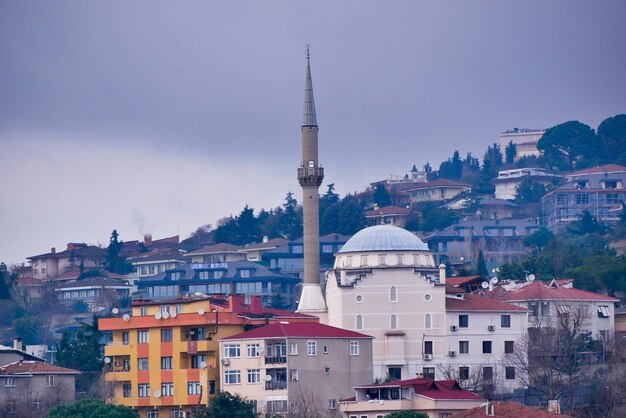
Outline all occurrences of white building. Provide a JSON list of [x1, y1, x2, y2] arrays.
[[492, 168, 560, 200], [499, 128, 545, 161], [324, 225, 528, 393]]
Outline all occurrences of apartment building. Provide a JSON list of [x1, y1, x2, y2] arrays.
[[98, 295, 316, 418]]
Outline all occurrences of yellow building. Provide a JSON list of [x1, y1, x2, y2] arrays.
[[99, 295, 316, 418]]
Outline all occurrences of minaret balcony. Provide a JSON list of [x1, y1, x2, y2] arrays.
[[297, 167, 324, 187]]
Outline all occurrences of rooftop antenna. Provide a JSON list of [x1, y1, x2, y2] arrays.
[[306, 44, 310, 61]]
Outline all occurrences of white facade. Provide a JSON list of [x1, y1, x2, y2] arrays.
[[493, 167, 559, 200], [499, 128, 545, 161]]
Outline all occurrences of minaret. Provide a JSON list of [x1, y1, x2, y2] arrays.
[[296, 47, 328, 317]]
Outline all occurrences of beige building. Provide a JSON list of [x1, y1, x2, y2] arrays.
[[185, 243, 246, 264], [340, 378, 483, 418], [405, 178, 472, 205], [364, 206, 412, 228], [219, 322, 373, 417], [499, 128, 545, 161], [27, 243, 105, 280], [325, 225, 528, 394]]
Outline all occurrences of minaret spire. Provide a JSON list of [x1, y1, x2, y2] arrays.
[[296, 46, 327, 319], [302, 45, 317, 127]]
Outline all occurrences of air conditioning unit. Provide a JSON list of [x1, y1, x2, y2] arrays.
[[449, 350, 456, 357], [450, 325, 458, 332], [424, 354, 433, 361], [221, 358, 230, 366], [488, 325, 496, 331]]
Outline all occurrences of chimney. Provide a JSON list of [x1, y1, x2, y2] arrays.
[[144, 234, 153, 246], [548, 400, 561, 414], [13, 337, 23, 351], [250, 296, 263, 314], [51, 247, 56, 254], [66, 243, 74, 251], [263, 236, 269, 243], [485, 401, 495, 416], [229, 294, 245, 312], [438, 263, 446, 285]]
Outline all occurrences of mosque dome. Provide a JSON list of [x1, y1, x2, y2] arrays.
[[338, 225, 429, 253]]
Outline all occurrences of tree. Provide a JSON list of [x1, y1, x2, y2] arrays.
[[192, 391, 256, 418], [382, 412, 428, 418], [476, 250, 488, 277], [418, 202, 458, 232], [537, 120, 598, 172], [523, 227, 554, 250], [373, 183, 391, 207], [514, 176, 546, 204], [105, 230, 131, 274], [46, 399, 138, 418], [567, 210, 606, 235], [597, 114, 626, 166], [505, 140, 517, 164], [279, 191, 302, 240], [0, 262, 12, 299], [12, 315, 43, 345]]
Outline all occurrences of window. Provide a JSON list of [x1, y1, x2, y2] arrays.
[[191, 355, 206, 368], [607, 193, 619, 204], [139, 306, 148, 316], [4, 377, 16, 387], [138, 330, 149, 343], [323, 344, 329, 354], [482, 341, 492, 354], [501, 315, 511, 328], [379, 254, 387, 266], [123, 382, 131, 397], [505, 367, 516, 380], [46, 375, 56, 387], [396, 254, 404, 265], [161, 382, 174, 396], [122, 332, 129, 345], [290, 369, 299, 381], [170, 272, 181, 280], [138, 358, 149, 370], [322, 244, 333, 253], [356, 315, 363, 330], [147, 410, 159, 418], [575, 194, 589, 205], [247, 344, 260, 358], [528, 303, 539, 317], [161, 328, 173, 342], [390, 314, 398, 330], [123, 358, 130, 371], [276, 342, 287, 357], [459, 367, 469, 380], [482, 367, 493, 381], [247, 369, 261, 384], [175, 304, 184, 314], [190, 327, 206, 341], [388, 367, 401, 380], [239, 269, 250, 278], [577, 180, 588, 189], [505, 341, 515, 354], [325, 367, 331, 375], [161, 356, 173, 370], [224, 344, 241, 358], [188, 381, 201, 394], [422, 367, 435, 379], [328, 399, 337, 410], [389, 286, 398, 302], [424, 341, 433, 355], [349, 341, 359, 356], [459, 341, 469, 354], [425, 313, 432, 329], [170, 409, 184, 418], [224, 370, 241, 384], [289, 343, 298, 355], [598, 305, 610, 318], [138, 383, 150, 397], [459, 314, 469, 328], [346, 255, 353, 267], [360, 255, 368, 267], [307, 341, 317, 356]]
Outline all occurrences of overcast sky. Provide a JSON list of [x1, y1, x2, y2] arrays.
[[1, 1, 625, 265]]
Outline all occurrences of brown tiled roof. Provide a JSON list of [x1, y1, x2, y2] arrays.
[[484, 281, 619, 303], [448, 400, 571, 417], [0, 361, 80, 375], [16, 277, 44, 287], [568, 164, 626, 176], [446, 293, 527, 312], [447, 276, 484, 287], [365, 205, 412, 217], [185, 243, 242, 256]]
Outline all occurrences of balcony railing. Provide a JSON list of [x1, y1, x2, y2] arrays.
[[265, 356, 287, 365], [265, 381, 287, 391]]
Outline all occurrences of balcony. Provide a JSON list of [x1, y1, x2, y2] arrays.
[[105, 370, 131, 382], [265, 381, 287, 391], [264, 356, 287, 365], [104, 342, 131, 356]]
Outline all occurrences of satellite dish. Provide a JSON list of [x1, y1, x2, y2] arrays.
[[111, 307, 119, 315], [162, 311, 170, 319], [104, 357, 111, 364], [122, 314, 131, 322], [265, 374, 272, 382], [200, 361, 207, 368], [154, 390, 161, 398], [481, 281, 489, 289], [198, 309, 205, 315], [528, 274, 536, 282], [490, 277, 498, 285], [170, 311, 177, 318], [155, 312, 162, 320]]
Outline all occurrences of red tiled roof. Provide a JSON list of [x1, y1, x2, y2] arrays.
[[447, 276, 484, 287], [185, 243, 243, 256], [446, 293, 527, 312], [0, 361, 80, 375], [365, 205, 412, 217], [404, 178, 472, 191], [448, 400, 572, 417], [223, 322, 373, 340], [568, 164, 626, 177], [485, 281, 619, 303], [356, 378, 482, 401], [16, 276, 44, 287]]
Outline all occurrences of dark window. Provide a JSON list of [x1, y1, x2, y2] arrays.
[[388, 367, 401, 380], [459, 367, 469, 380], [482, 341, 492, 354], [209, 380, 216, 394], [501, 315, 511, 328], [424, 341, 433, 355], [422, 367, 435, 379], [505, 367, 516, 380], [161, 329, 173, 342], [505, 341, 514, 354], [459, 314, 469, 328], [483, 367, 493, 381], [459, 341, 469, 354]]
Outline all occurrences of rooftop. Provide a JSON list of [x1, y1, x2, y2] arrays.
[[338, 225, 429, 253], [354, 378, 482, 401], [223, 322, 372, 340], [567, 164, 626, 177], [448, 400, 571, 417], [446, 293, 527, 312], [365, 205, 412, 217], [484, 281, 619, 303], [404, 178, 472, 191], [0, 360, 80, 375], [185, 243, 243, 256]]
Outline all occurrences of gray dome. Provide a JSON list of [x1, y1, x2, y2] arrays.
[[338, 225, 429, 253]]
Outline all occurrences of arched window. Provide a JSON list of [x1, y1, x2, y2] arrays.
[[389, 286, 398, 302], [356, 315, 363, 330], [308, 160, 315, 168], [425, 313, 432, 329], [390, 314, 398, 330]]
